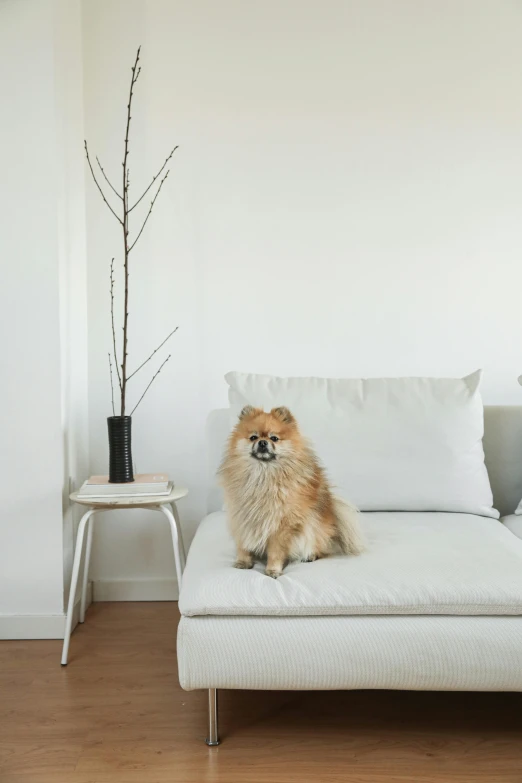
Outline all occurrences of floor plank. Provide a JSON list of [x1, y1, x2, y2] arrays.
[[0, 602, 521, 782]]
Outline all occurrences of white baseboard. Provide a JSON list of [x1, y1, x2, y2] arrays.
[[0, 578, 177, 639], [0, 583, 92, 640], [93, 577, 179, 602], [0, 613, 66, 640]]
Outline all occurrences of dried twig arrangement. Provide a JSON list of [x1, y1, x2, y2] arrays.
[[85, 47, 178, 416]]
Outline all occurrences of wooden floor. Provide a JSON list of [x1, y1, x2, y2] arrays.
[[1, 603, 522, 783]]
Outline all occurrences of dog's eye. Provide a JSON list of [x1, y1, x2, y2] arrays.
[[270, 436, 279, 442], [249, 435, 257, 441]]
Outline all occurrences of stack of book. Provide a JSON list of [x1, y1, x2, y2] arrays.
[[78, 473, 171, 498]]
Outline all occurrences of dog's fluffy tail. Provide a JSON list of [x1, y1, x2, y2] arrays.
[[332, 496, 365, 555]]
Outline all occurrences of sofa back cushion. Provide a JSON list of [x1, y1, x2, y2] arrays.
[[225, 370, 497, 518]]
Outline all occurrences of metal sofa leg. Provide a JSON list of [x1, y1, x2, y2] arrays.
[[205, 688, 220, 746]]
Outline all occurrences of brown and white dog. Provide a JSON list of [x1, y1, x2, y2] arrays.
[[219, 405, 364, 578]]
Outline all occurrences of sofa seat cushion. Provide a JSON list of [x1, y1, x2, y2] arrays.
[[179, 511, 522, 617], [502, 514, 522, 541]]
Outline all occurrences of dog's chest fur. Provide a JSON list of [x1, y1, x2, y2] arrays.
[[223, 458, 308, 555]]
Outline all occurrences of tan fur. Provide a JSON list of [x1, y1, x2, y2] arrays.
[[218, 406, 365, 578]]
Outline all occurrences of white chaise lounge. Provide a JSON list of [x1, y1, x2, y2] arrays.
[[177, 373, 522, 745]]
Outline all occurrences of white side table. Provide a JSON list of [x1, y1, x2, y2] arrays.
[[61, 485, 188, 665]]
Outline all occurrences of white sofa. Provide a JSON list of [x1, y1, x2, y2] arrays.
[[177, 404, 522, 745]]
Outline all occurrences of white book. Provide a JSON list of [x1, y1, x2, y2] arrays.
[[78, 473, 171, 497], [78, 485, 173, 499], [79, 484, 170, 495], [85, 473, 169, 486]]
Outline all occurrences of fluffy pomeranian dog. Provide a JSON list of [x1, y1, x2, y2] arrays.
[[219, 405, 364, 578]]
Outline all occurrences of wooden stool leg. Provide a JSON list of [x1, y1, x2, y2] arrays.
[[80, 515, 95, 623], [158, 504, 184, 590], [61, 508, 96, 665]]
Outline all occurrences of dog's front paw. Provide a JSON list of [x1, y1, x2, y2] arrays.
[[301, 554, 318, 563], [265, 568, 282, 579], [234, 560, 254, 570]]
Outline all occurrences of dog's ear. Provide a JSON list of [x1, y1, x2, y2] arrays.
[[239, 405, 260, 420], [270, 406, 295, 424]]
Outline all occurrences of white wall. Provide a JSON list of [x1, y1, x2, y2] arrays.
[[55, 0, 90, 607], [0, 0, 65, 619], [83, 0, 522, 595], [0, 0, 88, 632]]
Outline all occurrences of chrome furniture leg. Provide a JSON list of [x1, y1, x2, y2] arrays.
[[205, 688, 220, 746]]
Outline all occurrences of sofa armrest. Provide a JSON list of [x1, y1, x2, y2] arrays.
[[501, 514, 522, 541]]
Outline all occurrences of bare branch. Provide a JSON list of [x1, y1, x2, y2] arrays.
[[108, 353, 116, 416], [120, 45, 141, 415], [96, 155, 123, 201], [128, 171, 169, 252], [129, 146, 178, 212], [84, 140, 123, 225], [127, 326, 178, 381], [110, 259, 122, 390], [130, 354, 171, 416]]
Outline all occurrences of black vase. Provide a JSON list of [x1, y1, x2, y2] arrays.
[[107, 416, 134, 483]]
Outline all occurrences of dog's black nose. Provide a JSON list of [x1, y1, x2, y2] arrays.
[[257, 440, 268, 450]]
